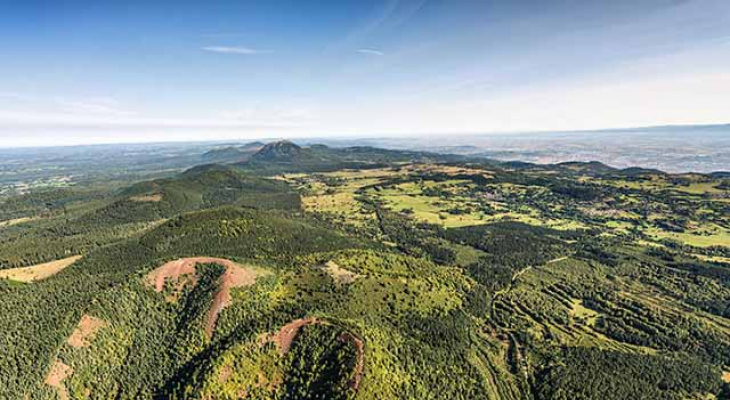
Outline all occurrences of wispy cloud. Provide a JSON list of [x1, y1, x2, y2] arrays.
[[357, 48, 385, 56], [0, 92, 133, 116], [220, 104, 316, 125], [325, 0, 427, 54], [55, 97, 133, 116], [202, 46, 269, 55]]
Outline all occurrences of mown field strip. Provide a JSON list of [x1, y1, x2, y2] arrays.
[[0, 255, 82, 282]]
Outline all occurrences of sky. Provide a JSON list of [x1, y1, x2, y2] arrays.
[[0, 0, 729, 147]]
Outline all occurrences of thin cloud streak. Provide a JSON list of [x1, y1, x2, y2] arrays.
[[202, 46, 269, 55], [357, 48, 385, 56], [55, 98, 134, 116]]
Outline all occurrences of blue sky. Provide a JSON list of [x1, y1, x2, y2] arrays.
[[1, 0, 729, 146]]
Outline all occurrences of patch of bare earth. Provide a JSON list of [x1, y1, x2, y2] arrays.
[[338, 332, 365, 390], [0, 217, 35, 228], [67, 314, 107, 348], [322, 261, 362, 285], [218, 365, 233, 383], [0, 255, 82, 283], [723, 371, 730, 383], [146, 257, 269, 337], [258, 317, 321, 356], [129, 193, 163, 202], [204, 261, 267, 338], [580, 206, 622, 218], [255, 371, 283, 392], [145, 258, 198, 294], [45, 360, 72, 400], [258, 318, 366, 391]]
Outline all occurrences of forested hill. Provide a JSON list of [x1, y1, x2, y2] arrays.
[[237, 140, 469, 173], [0, 165, 300, 269], [201, 141, 265, 163], [0, 143, 729, 399]]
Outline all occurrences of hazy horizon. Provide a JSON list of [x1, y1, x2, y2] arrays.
[[2, 123, 728, 173], [0, 121, 729, 149], [2, 0, 730, 147]]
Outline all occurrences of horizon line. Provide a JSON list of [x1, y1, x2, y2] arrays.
[[0, 121, 728, 150]]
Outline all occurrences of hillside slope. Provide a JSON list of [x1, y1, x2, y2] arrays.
[[1, 150, 729, 400], [0, 165, 300, 269], [239, 140, 467, 174]]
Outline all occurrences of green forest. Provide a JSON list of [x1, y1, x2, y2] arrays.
[[1, 141, 729, 399]]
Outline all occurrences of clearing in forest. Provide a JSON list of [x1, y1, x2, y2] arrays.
[[323, 261, 362, 285], [0, 217, 35, 228], [569, 299, 599, 326], [67, 314, 107, 348], [644, 224, 730, 248], [45, 360, 72, 400], [146, 257, 269, 337], [0, 255, 82, 283], [723, 371, 730, 383], [129, 193, 163, 202]]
